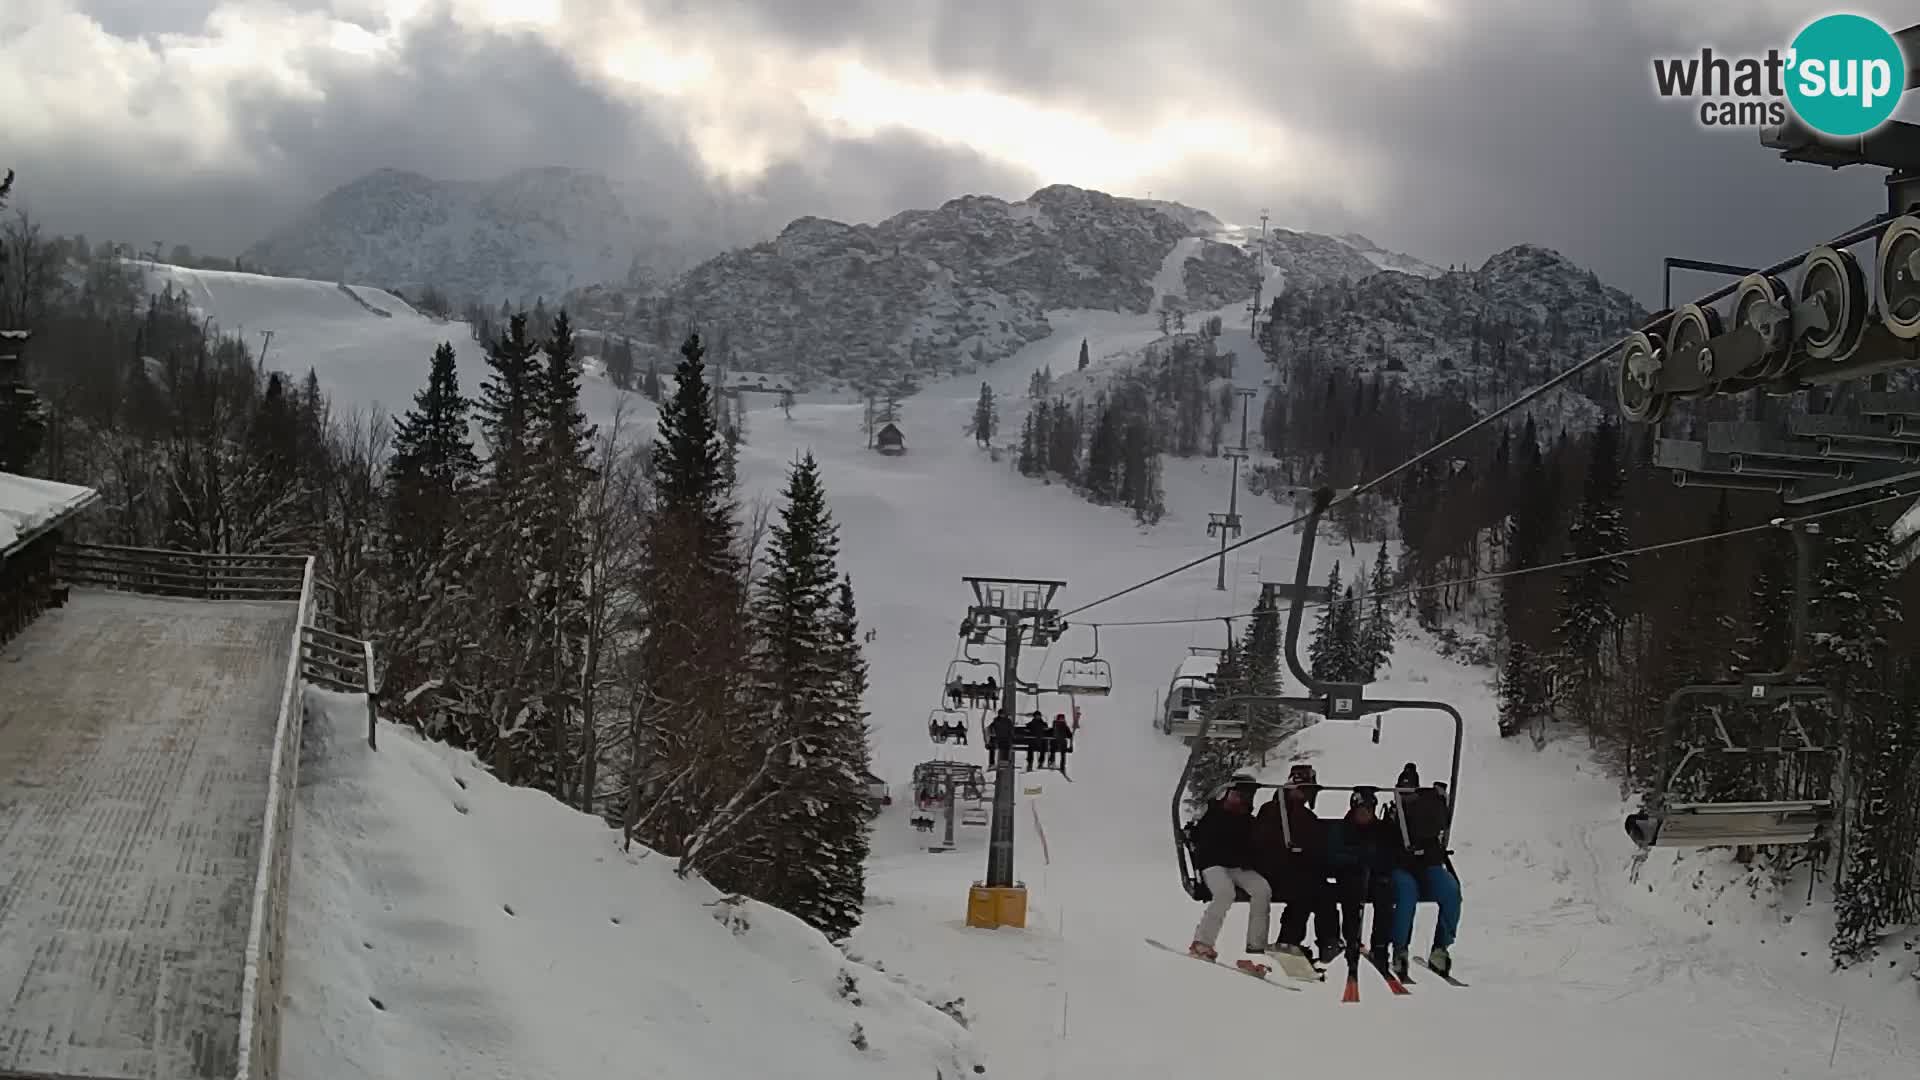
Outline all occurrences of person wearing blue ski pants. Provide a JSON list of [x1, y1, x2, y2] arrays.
[[1389, 865, 1460, 949]]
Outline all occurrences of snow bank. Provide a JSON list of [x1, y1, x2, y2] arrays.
[[0, 470, 95, 554], [286, 688, 984, 1080]]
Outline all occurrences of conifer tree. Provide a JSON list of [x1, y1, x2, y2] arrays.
[[1812, 512, 1906, 962], [381, 342, 481, 742], [1362, 543, 1397, 678], [524, 311, 597, 798], [1017, 411, 1039, 475], [971, 382, 998, 447], [1046, 400, 1080, 481], [1308, 561, 1345, 680], [633, 332, 754, 872], [1554, 419, 1627, 729], [1084, 404, 1118, 501], [1078, 337, 1090, 371], [1186, 639, 1250, 807]]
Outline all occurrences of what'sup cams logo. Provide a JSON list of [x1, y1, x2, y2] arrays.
[[1652, 13, 1907, 135]]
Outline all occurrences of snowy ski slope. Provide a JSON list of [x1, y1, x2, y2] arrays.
[[161, 253, 1918, 1078]]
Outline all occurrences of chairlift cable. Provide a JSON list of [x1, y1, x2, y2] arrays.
[[1060, 343, 1626, 621], [1073, 488, 1913, 630]]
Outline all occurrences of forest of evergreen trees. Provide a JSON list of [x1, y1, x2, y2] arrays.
[[995, 327, 1252, 524], [0, 172, 878, 942]]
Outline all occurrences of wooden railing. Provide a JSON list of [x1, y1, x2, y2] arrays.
[[57, 542, 307, 601], [233, 555, 314, 1080]]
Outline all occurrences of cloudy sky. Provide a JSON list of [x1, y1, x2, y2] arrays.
[[2, 0, 1915, 302]]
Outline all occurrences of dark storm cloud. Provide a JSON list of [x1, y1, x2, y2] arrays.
[[716, 0, 1915, 302], [16, 1, 1920, 304], [13, 3, 1038, 258]]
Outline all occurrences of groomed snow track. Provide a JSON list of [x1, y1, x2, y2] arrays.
[[0, 570, 309, 1080]]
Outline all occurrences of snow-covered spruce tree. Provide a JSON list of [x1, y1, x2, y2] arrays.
[[1812, 511, 1908, 963], [1186, 638, 1250, 809], [1553, 418, 1627, 736], [1308, 561, 1344, 681], [1046, 399, 1081, 482], [632, 332, 757, 878], [1361, 542, 1397, 679], [456, 312, 549, 778], [1497, 419, 1556, 739], [521, 311, 597, 800], [1239, 588, 1296, 765], [720, 453, 852, 921], [971, 382, 998, 447], [0, 168, 46, 473], [1082, 402, 1119, 502], [1078, 337, 1090, 371], [1331, 580, 1363, 680], [380, 341, 480, 745], [1016, 410, 1038, 475], [809, 573, 875, 939]]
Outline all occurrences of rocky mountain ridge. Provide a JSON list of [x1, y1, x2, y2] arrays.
[[243, 166, 770, 305], [568, 184, 1448, 391]]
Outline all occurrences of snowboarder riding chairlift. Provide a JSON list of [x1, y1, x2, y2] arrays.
[[1187, 776, 1272, 974]]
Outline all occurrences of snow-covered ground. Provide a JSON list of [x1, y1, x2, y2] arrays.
[[287, 688, 984, 1080], [160, 254, 1918, 1079]]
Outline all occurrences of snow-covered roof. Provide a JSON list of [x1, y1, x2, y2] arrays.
[[0, 472, 98, 557]]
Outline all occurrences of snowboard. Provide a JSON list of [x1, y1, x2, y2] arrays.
[[1266, 945, 1326, 982]]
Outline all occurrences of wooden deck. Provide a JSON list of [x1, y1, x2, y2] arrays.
[[0, 590, 297, 1079]]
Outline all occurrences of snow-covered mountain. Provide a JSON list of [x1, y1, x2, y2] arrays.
[[244, 167, 765, 306], [570, 184, 1444, 392]]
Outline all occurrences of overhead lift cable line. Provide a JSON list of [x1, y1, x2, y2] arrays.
[[1059, 208, 1910, 624], [1071, 488, 1914, 630], [1059, 344, 1623, 620]]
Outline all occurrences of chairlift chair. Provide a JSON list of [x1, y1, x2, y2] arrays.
[[1055, 625, 1113, 696], [1168, 487, 1465, 904], [1624, 686, 1840, 850], [927, 707, 970, 745], [1622, 524, 1846, 855], [943, 656, 1001, 709]]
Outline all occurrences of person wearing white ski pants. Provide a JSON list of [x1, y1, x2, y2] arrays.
[[1193, 866, 1271, 951]]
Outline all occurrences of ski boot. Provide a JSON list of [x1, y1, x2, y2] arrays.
[[1427, 944, 1452, 977], [1315, 941, 1342, 966], [1368, 942, 1390, 972], [1188, 941, 1218, 961], [1236, 955, 1271, 976], [1390, 944, 1410, 982]]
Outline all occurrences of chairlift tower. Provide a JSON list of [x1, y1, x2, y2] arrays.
[[957, 576, 1065, 929], [1207, 389, 1259, 590], [1246, 208, 1271, 335]]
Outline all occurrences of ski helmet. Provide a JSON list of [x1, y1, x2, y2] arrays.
[[1396, 762, 1421, 789]]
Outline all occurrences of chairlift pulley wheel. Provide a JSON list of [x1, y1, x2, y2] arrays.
[[1616, 330, 1670, 423], [1731, 273, 1794, 380], [1796, 245, 1869, 363], [1669, 303, 1722, 381], [1875, 215, 1920, 340]]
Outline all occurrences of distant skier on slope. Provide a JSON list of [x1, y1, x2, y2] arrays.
[[1380, 763, 1461, 979], [1186, 776, 1271, 973]]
